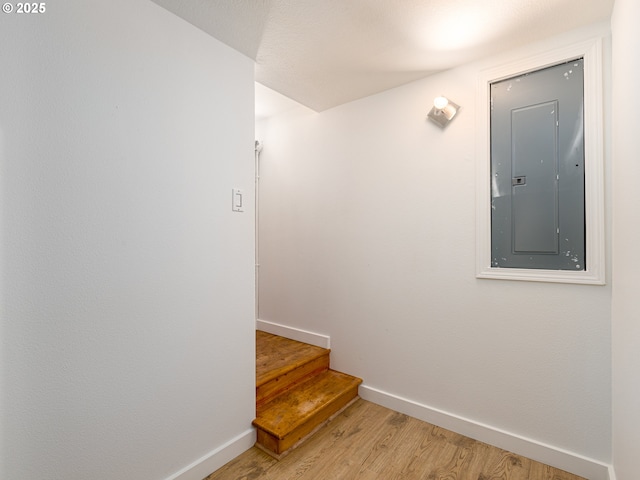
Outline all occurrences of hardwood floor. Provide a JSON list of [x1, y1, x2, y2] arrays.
[[204, 399, 586, 480]]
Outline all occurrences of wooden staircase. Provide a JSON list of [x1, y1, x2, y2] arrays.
[[253, 331, 362, 457]]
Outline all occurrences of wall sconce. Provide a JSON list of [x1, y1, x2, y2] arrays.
[[427, 96, 460, 128]]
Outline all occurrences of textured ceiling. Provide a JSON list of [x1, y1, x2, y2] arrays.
[[152, 0, 613, 112]]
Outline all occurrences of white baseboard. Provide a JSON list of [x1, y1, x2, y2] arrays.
[[608, 465, 617, 480], [359, 385, 611, 480], [165, 428, 256, 480], [256, 319, 331, 349]]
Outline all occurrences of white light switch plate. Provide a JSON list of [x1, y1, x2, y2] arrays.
[[232, 188, 244, 212]]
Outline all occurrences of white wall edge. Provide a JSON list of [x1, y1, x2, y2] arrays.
[[360, 385, 610, 480], [608, 465, 617, 480], [256, 319, 331, 349], [164, 428, 256, 480]]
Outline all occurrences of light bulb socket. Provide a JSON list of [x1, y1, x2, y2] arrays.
[[427, 98, 460, 128]]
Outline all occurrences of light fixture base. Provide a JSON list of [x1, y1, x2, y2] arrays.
[[427, 100, 460, 128]]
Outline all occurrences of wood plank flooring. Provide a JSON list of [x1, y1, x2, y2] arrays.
[[204, 399, 586, 480]]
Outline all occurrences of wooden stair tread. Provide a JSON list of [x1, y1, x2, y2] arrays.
[[256, 331, 330, 387], [254, 331, 363, 456], [253, 369, 362, 439]]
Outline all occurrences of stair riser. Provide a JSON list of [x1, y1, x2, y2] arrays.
[[256, 353, 330, 408]]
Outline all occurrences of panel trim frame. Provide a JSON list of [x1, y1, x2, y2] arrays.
[[476, 37, 606, 285]]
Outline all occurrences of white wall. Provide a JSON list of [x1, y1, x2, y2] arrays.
[[0, 1, 255, 479], [611, 0, 640, 478], [257, 23, 612, 467]]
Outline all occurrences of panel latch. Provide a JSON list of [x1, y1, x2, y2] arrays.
[[512, 176, 526, 186]]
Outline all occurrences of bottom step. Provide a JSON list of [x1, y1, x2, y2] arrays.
[[253, 369, 362, 456]]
